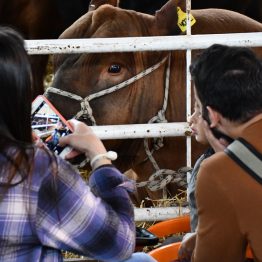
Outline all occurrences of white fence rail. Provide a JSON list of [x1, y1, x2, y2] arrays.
[[25, 32, 262, 54], [135, 206, 189, 222], [90, 122, 190, 139], [26, 32, 262, 221]]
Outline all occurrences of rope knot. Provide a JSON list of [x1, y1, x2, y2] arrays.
[[136, 167, 191, 191], [156, 109, 168, 123]]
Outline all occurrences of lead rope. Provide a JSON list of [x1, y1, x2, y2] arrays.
[[137, 54, 189, 195]]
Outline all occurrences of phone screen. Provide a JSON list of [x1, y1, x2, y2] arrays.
[[31, 95, 72, 156]]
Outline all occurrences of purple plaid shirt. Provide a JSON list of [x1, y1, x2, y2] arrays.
[[0, 147, 135, 261]]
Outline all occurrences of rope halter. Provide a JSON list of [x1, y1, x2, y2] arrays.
[[44, 55, 169, 125], [45, 53, 189, 193]]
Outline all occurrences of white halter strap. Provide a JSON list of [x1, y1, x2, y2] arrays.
[[44, 55, 168, 125]]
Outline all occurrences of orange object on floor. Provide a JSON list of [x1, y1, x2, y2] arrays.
[[147, 215, 254, 261], [149, 242, 254, 262], [147, 215, 191, 238], [147, 215, 190, 262], [148, 242, 181, 262], [246, 244, 253, 259]]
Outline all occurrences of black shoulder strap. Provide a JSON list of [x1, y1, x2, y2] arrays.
[[225, 138, 262, 184]]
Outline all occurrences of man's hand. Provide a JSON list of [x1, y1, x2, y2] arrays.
[[178, 232, 196, 260], [202, 120, 229, 152]]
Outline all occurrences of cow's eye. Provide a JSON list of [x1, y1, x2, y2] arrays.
[[108, 64, 121, 74]]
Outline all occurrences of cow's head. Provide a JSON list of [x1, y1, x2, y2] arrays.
[[48, 0, 187, 127]]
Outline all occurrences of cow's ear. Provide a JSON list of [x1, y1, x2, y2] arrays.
[[154, 0, 185, 35], [89, 0, 119, 11]]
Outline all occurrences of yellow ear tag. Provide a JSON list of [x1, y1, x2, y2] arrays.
[[177, 7, 196, 32]]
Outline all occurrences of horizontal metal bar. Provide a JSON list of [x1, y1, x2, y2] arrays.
[[134, 207, 189, 222], [90, 122, 191, 140], [25, 32, 262, 55]]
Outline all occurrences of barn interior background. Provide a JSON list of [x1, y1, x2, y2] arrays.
[[1, 0, 262, 260]]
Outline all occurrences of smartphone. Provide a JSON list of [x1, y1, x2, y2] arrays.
[[31, 95, 73, 158], [202, 107, 234, 144]]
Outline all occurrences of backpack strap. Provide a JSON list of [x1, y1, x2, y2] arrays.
[[225, 138, 262, 184]]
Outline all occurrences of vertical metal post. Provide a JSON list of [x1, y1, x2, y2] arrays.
[[186, 0, 192, 181]]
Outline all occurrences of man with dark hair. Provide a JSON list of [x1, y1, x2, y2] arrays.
[[189, 44, 262, 261]]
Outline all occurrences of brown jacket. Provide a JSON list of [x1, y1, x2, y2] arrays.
[[192, 115, 262, 262]]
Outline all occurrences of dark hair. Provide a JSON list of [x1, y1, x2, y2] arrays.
[[190, 44, 262, 123], [0, 27, 34, 186], [0, 27, 32, 141], [0, 27, 59, 212]]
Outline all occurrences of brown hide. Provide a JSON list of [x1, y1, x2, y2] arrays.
[[48, 0, 262, 204], [192, 0, 262, 23], [121, 0, 262, 22]]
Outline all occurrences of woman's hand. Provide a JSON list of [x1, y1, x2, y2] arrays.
[[59, 119, 111, 168], [32, 131, 45, 148]]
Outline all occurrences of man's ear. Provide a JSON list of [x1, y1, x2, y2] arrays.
[[206, 106, 221, 128]]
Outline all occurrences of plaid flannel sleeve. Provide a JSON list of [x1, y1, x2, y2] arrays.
[[35, 157, 136, 262]]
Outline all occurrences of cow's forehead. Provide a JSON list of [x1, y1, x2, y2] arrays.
[[60, 3, 174, 40], [89, 5, 154, 38]]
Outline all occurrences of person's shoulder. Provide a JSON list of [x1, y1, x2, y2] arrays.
[[34, 146, 76, 171], [201, 151, 228, 168], [198, 151, 230, 180], [195, 152, 230, 195], [34, 146, 55, 162], [34, 146, 81, 184]]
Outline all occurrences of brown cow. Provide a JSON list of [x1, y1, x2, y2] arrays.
[[46, 0, 262, 204]]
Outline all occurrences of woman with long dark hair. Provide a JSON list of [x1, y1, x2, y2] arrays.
[[0, 26, 156, 262]]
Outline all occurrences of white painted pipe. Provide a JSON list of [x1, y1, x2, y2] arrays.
[[186, 0, 192, 169], [134, 207, 190, 221], [90, 122, 191, 140], [25, 32, 262, 55]]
